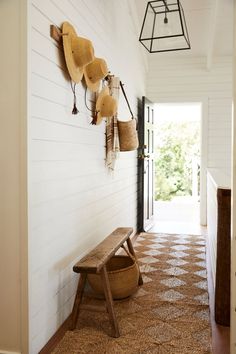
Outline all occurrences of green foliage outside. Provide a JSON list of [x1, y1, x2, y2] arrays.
[[155, 120, 200, 201]]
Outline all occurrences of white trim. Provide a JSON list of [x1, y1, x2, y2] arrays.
[[231, 3, 236, 352], [154, 97, 208, 226], [19, 1, 29, 353], [206, 0, 219, 70], [200, 98, 208, 225]]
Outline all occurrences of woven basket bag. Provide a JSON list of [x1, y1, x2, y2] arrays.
[[118, 118, 139, 151], [87, 247, 139, 299]]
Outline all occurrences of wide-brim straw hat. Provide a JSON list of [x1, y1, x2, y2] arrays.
[[84, 57, 109, 92], [62, 22, 95, 83], [96, 87, 118, 125]]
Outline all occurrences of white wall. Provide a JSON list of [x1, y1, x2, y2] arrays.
[[147, 56, 233, 172], [28, 0, 146, 352]]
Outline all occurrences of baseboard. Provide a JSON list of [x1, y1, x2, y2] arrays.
[[39, 314, 72, 354]]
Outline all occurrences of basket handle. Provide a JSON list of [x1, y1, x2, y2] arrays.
[[121, 244, 136, 262]]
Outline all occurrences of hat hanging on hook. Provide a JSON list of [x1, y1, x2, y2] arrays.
[[95, 86, 117, 125], [84, 57, 109, 92], [62, 21, 95, 83]]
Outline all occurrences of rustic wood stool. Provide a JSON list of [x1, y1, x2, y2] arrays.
[[70, 227, 143, 337]]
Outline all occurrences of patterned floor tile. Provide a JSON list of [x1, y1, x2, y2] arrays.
[[160, 277, 186, 288], [166, 258, 187, 267], [142, 274, 153, 283], [143, 249, 163, 256], [139, 256, 160, 264], [140, 264, 158, 273], [169, 251, 188, 258], [194, 261, 206, 268], [194, 280, 208, 291], [171, 245, 190, 251], [163, 267, 188, 276], [194, 269, 207, 278], [53, 233, 212, 354], [195, 253, 206, 260], [158, 289, 185, 302], [194, 293, 209, 305], [146, 243, 166, 250]]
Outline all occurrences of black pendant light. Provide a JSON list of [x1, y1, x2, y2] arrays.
[[139, 0, 190, 53]]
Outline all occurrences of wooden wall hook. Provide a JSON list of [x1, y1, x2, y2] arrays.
[[50, 25, 62, 43]]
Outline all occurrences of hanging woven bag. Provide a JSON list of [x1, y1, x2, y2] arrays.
[[117, 81, 139, 151], [118, 118, 139, 151]]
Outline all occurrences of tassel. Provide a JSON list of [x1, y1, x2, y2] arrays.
[[91, 111, 98, 125], [71, 81, 79, 115], [72, 102, 79, 115]]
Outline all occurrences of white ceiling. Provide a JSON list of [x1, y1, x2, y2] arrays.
[[135, 0, 234, 60]]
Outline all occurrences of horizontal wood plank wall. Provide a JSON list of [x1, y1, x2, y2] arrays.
[[147, 56, 233, 172], [29, 0, 146, 352]]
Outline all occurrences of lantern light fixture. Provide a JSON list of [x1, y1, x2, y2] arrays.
[[139, 0, 191, 53]]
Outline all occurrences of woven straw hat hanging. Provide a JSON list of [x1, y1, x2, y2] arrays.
[[84, 57, 109, 92], [95, 86, 117, 125], [62, 22, 95, 83]]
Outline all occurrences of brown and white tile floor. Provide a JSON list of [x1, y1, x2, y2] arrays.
[[53, 233, 212, 354]]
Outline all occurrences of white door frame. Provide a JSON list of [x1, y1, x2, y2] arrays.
[[155, 97, 208, 226], [231, 3, 236, 351]]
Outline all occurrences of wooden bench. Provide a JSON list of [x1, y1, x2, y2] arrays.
[[70, 227, 143, 337]]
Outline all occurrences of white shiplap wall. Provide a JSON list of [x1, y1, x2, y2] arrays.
[[29, 0, 146, 352], [147, 56, 233, 172]]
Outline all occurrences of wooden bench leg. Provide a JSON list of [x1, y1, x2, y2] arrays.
[[70, 273, 87, 330], [100, 265, 120, 338], [127, 237, 143, 285]]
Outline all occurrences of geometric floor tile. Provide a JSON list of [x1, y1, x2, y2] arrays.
[[153, 238, 169, 243], [139, 264, 157, 273], [194, 269, 207, 278], [173, 239, 192, 244], [194, 309, 210, 322], [139, 256, 159, 264], [194, 260, 206, 268], [170, 251, 188, 258], [171, 245, 190, 251], [53, 232, 212, 354], [163, 267, 188, 276], [195, 253, 206, 260], [153, 304, 189, 321], [158, 289, 185, 302], [145, 322, 180, 342], [194, 280, 208, 290], [194, 293, 209, 305], [133, 288, 149, 298], [166, 258, 188, 267], [195, 247, 206, 252], [146, 243, 165, 250], [142, 274, 153, 283], [142, 249, 162, 256], [160, 277, 186, 288]]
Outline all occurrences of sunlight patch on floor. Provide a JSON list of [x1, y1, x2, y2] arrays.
[[150, 197, 207, 236]]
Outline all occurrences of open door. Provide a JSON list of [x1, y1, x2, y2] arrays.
[[137, 97, 155, 231]]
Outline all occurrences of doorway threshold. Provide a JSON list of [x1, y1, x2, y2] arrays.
[[149, 198, 206, 236]]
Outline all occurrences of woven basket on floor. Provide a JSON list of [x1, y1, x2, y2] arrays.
[[117, 118, 139, 151], [87, 255, 139, 299]]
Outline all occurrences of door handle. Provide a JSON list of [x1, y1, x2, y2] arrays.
[[138, 154, 150, 160]]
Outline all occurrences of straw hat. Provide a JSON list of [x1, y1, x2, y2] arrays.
[[84, 58, 109, 92], [96, 87, 117, 124], [62, 22, 95, 83]]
